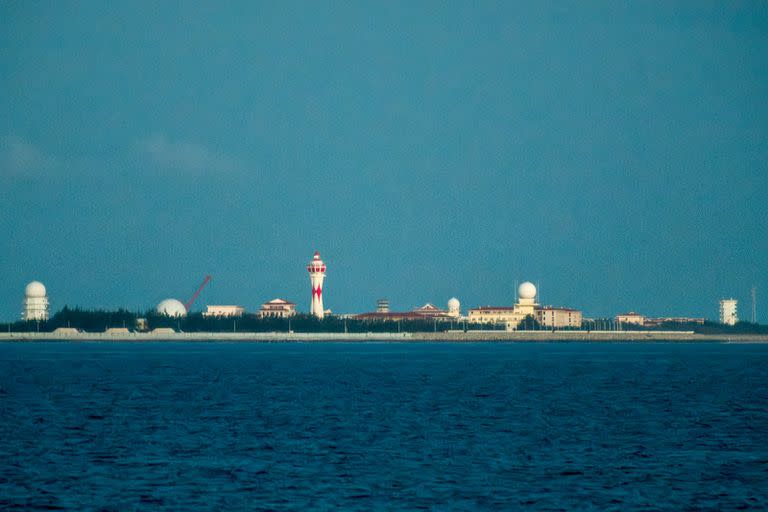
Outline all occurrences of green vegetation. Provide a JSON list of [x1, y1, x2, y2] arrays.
[[586, 318, 768, 335], [0, 306, 501, 334], [2, 307, 766, 335], [516, 314, 542, 331]]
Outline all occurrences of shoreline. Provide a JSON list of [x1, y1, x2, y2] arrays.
[[1, 331, 767, 343]]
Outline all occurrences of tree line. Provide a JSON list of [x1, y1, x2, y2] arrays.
[[0, 306, 505, 333], [2, 307, 765, 334]]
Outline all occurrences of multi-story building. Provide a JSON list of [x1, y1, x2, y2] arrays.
[[258, 299, 297, 318], [466, 306, 518, 325], [203, 305, 245, 317], [719, 299, 738, 326], [538, 306, 582, 328], [467, 282, 541, 330], [467, 282, 583, 330]]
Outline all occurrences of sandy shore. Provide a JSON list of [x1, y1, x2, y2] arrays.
[[1, 330, 767, 342]]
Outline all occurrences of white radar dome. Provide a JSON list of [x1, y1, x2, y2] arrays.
[[156, 299, 187, 317], [518, 281, 537, 300], [25, 281, 47, 298]]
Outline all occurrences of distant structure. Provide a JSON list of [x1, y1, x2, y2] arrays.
[[411, 303, 448, 317], [354, 301, 455, 322], [307, 252, 327, 319], [539, 306, 582, 329], [447, 297, 461, 318], [22, 281, 49, 321], [155, 275, 212, 318], [156, 299, 187, 317], [720, 298, 738, 326], [614, 312, 706, 328], [258, 299, 297, 318], [469, 282, 536, 328], [203, 305, 245, 317], [645, 316, 705, 326], [376, 298, 390, 313], [616, 312, 646, 325], [467, 282, 582, 330]]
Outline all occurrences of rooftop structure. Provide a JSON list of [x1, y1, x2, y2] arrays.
[[376, 298, 390, 313]]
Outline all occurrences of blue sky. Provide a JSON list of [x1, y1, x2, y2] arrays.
[[1, 2, 766, 321]]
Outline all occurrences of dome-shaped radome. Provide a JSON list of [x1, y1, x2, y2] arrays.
[[25, 281, 47, 298], [518, 281, 537, 300], [156, 299, 187, 317]]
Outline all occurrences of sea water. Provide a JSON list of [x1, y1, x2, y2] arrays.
[[1, 342, 767, 510]]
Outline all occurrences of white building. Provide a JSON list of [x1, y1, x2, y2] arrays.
[[156, 298, 187, 317], [468, 281, 539, 329], [203, 305, 245, 317], [376, 298, 390, 313], [447, 297, 461, 318], [616, 311, 646, 326], [719, 299, 738, 326], [467, 282, 582, 330], [22, 281, 49, 321], [258, 299, 297, 318]]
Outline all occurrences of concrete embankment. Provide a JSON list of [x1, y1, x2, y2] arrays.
[[1, 330, 767, 342], [0, 331, 415, 342]]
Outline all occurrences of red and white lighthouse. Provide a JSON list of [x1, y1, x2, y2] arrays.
[[307, 251, 327, 318]]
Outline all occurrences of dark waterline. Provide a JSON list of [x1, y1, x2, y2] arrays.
[[1, 342, 767, 510]]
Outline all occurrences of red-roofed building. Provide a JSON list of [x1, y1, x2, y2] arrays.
[[353, 303, 453, 322]]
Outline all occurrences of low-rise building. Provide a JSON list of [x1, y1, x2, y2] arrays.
[[257, 299, 296, 318], [203, 305, 245, 317], [616, 312, 645, 325], [354, 302, 454, 322], [644, 316, 705, 326]]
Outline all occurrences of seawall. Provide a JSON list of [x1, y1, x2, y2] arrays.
[[1, 331, 767, 342]]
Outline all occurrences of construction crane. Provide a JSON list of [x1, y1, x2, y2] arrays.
[[185, 275, 212, 312]]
